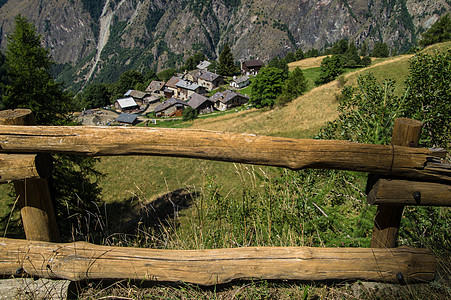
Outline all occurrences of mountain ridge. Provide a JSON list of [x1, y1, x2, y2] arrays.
[[0, 0, 449, 91]]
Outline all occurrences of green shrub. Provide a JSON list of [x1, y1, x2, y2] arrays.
[[182, 106, 198, 121]]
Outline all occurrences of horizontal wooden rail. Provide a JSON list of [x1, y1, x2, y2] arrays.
[[368, 178, 451, 206], [0, 153, 52, 183], [0, 126, 449, 183], [0, 238, 436, 285]]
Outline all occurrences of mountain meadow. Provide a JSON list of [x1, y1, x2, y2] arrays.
[[0, 0, 450, 297], [1, 40, 450, 298]]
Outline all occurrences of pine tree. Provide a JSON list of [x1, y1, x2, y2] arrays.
[[2, 15, 71, 125], [1, 15, 104, 242], [218, 44, 239, 76]]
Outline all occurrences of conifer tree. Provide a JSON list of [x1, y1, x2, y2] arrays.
[[218, 43, 239, 76], [2, 15, 71, 125], [1, 15, 104, 241]]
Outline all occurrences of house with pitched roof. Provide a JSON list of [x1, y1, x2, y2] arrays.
[[116, 113, 138, 125], [154, 97, 190, 118], [114, 97, 139, 113], [230, 75, 250, 89], [124, 90, 151, 106], [184, 69, 205, 83], [198, 71, 224, 91], [175, 80, 206, 100], [242, 60, 264, 75], [146, 81, 165, 96], [187, 93, 215, 114], [164, 76, 182, 98], [211, 90, 249, 111]]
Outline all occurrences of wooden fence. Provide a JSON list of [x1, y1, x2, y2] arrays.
[[0, 108, 449, 285]]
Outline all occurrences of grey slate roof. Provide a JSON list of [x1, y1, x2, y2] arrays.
[[175, 80, 200, 91], [187, 93, 213, 109], [199, 71, 221, 82], [124, 90, 148, 99], [165, 76, 181, 88], [211, 90, 249, 103], [154, 97, 189, 112], [146, 81, 165, 92], [117, 113, 138, 124], [232, 75, 250, 84]]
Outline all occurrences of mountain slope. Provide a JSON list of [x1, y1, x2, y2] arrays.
[[0, 0, 449, 91]]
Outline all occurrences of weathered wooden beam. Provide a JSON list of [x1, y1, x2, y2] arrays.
[[368, 178, 451, 206], [371, 118, 423, 248], [0, 153, 52, 183], [0, 125, 449, 182], [0, 238, 436, 285], [0, 109, 59, 242]]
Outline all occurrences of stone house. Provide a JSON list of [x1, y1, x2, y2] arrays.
[[211, 90, 249, 111], [187, 93, 215, 115], [154, 97, 189, 118], [145, 81, 165, 96], [114, 97, 139, 113], [230, 75, 250, 89], [198, 71, 224, 91], [175, 80, 206, 101]]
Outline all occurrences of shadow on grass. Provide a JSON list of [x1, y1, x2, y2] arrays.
[[104, 188, 198, 240]]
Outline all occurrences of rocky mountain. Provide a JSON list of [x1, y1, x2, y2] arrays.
[[0, 0, 449, 91]]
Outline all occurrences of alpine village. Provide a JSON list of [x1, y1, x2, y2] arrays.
[[0, 0, 450, 299]]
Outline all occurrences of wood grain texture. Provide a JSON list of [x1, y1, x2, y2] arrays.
[[0, 154, 42, 182], [0, 238, 436, 285], [0, 109, 36, 125], [368, 178, 451, 206], [0, 110, 59, 242], [371, 118, 423, 248], [0, 125, 449, 182]]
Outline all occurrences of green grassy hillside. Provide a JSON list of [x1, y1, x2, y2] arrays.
[[96, 41, 451, 207]]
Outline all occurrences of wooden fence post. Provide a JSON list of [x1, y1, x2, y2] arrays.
[[371, 118, 423, 248], [0, 109, 60, 242]]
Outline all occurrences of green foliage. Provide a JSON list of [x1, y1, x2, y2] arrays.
[[182, 106, 199, 121], [404, 50, 451, 149], [112, 70, 144, 100], [1, 15, 72, 125], [295, 48, 305, 60], [314, 55, 344, 86], [359, 41, 368, 56], [304, 48, 320, 58], [0, 52, 7, 98], [217, 43, 239, 76], [361, 56, 372, 67], [318, 50, 451, 256], [328, 38, 349, 55], [182, 168, 372, 248], [342, 42, 361, 67], [420, 14, 451, 47], [318, 73, 404, 144], [276, 67, 307, 106], [250, 67, 287, 108], [144, 8, 164, 34], [371, 42, 390, 57], [284, 52, 296, 63], [0, 15, 104, 242], [80, 0, 105, 21], [157, 68, 176, 82], [81, 83, 111, 109], [267, 57, 288, 75], [182, 52, 206, 71]]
